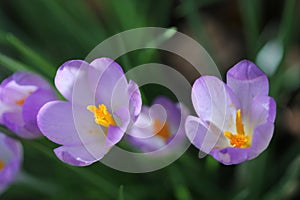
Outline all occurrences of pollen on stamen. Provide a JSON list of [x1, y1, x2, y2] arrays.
[[224, 131, 250, 148], [154, 119, 171, 141], [87, 104, 116, 127], [15, 97, 26, 106], [224, 109, 251, 148]]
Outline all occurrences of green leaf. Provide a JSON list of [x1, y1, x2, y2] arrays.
[[22, 140, 121, 199], [5, 33, 55, 77], [240, 0, 262, 59], [0, 52, 33, 72], [168, 166, 192, 200], [118, 185, 124, 200]]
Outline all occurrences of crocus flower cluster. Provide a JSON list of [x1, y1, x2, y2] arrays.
[[0, 56, 276, 197], [0, 132, 22, 193], [0, 72, 57, 138], [0, 58, 276, 172], [127, 97, 189, 152], [185, 60, 276, 165]]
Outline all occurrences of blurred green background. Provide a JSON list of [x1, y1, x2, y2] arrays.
[[0, 0, 300, 199]]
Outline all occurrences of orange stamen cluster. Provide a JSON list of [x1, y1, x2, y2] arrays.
[[224, 109, 250, 148], [154, 119, 171, 141], [87, 104, 116, 127], [15, 97, 26, 106]]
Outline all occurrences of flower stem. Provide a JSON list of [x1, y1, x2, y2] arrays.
[[15, 171, 59, 196], [23, 139, 119, 199]]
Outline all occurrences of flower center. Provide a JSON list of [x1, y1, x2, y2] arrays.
[[87, 104, 116, 127], [0, 159, 5, 171], [15, 91, 33, 106], [224, 109, 251, 148], [15, 97, 26, 106], [154, 119, 171, 141]]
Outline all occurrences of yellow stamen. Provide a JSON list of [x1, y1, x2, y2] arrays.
[[224, 109, 250, 148], [0, 160, 5, 171], [154, 119, 171, 141], [87, 104, 116, 127], [15, 97, 26, 106]]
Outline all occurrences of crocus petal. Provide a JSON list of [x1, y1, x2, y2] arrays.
[[127, 105, 165, 143], [12, 71, 52, 90], [185, 116, 228, 154], [128, 135, 166, 152], [127, 80, 142, 122], [0, 76, 13, 89], [54, 143, 108, 167], [0, 133, 22, 193], [2, 112, 37, 138], [227, 60, 269, 118], [248, 95, 276, 131], [22, 89, 57, 135], [38, 101, 103, 146], [106, 126, 124, 147], [0, 101, 13, 124], [153, 96, 181, 132], [0, 79, 37, 106], [89, 58, 129, 110], [113, 106, 130, 134], [210, 123, 274, 165], [248, 122, 274, 159], [210, 147, 250, 165], [192, 76, 240, 132], [127, 106, 154, 138], [55, 60, 91, 102]]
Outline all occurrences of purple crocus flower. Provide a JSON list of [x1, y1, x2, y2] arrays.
[[38, 58, 142, 166], [185, 60, 276, 165], [127, 97, 189, 152], [0, 72, 57, 138], [0, 132, 23, 193]]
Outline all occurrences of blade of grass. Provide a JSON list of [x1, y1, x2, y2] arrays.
[[168, 166, 192, 200], [0, 52, 54, 83], [240, 0, 262, 59], [118, 185, 124, 200], [0, 126, 122, 199], [15, 171, 59, 196], [105, 0, 146, 30], [23, 139, 121, 199], [278, 0, 297, 49], [269, 0, 298, 98], [0, 52, 33, 72], [41, 0, 98, 48], [0, 32, 55, 78], [236, 151, 270, 200], [6, 34, 55, 76], [59, 0, 107, 40], [179, 0, 214, 59]]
